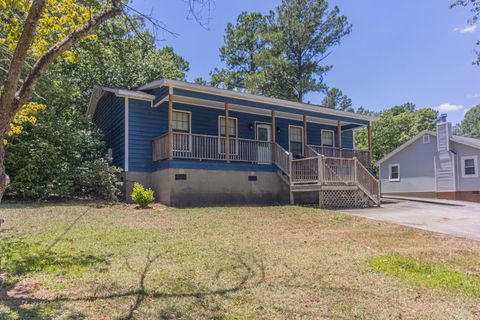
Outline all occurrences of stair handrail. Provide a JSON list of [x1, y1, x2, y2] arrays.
[[354, 157, 380, 204], [273, 142, 291, 177]]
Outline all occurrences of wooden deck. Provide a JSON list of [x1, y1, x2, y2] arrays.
[[152, 133, 380, 208]]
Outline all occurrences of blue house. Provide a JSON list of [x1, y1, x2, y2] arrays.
[[87, 79, 379, 208]]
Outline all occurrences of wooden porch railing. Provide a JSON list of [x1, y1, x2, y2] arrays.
[[153, 132, 275, 163], [152, 133, 169, 162], [308, 145, 370, 168], [289, 156, 380, 204]]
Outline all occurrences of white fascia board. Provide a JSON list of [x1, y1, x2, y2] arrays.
[[86, 86, 154, 116], [139, 79, 377, 123], [375, 130, 436, 166]]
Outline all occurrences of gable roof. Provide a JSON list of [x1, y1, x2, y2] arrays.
[[139, 79, 377, 123], [86, 85, 155, 116], [376, 129, 480, 166]]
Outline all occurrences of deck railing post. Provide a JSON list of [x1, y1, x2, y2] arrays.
[[317, 156, 323, 185], [353, 157, 358, 184]]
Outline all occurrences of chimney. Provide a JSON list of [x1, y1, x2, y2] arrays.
[[437, 114, 451, 152]]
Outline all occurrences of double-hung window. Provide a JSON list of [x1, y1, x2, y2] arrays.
[[172, 110, 191, 152], [219, 116, 238, 154], [289, 126, 304, 157], [462, 156, 478, 178], [321, 130, 334, 147], [389, 164, 400, 182]]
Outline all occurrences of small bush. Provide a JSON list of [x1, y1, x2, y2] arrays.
[[131, 182, 154, 208]]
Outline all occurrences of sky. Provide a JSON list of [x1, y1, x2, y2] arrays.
[[131, 0, 480, 124]]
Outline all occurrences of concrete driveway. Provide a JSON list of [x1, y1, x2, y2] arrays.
[[342, 197, 480, 241]]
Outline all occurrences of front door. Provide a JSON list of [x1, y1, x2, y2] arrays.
[[256, 124, 272, 164]]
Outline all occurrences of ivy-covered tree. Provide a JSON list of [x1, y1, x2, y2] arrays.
[[355, 103, 438, 163], [454, 105, 480, 138]]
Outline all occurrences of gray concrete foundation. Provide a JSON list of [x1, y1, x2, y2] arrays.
[[124, 169, 290, 207]]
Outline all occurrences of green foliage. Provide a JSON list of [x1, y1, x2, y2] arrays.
[[37, 17, 189, 115], [131, 182, 154, 208], [5, 109, 122, 201], [322, 87, 353, 111], [454, 105, 480, 138], [370, 254, 480, 297], [355, 103, 438, 163], [212, 0, 351, 103], [451, 0, 480, 65], [5, 16, 190, 200]]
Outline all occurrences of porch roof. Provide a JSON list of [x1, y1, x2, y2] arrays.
[[140, 80, 377, 129]]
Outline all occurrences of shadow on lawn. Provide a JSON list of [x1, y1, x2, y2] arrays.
[[1, 248, 266, 320]]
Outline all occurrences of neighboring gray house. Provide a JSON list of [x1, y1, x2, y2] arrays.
[[377, 118, 480, 203]]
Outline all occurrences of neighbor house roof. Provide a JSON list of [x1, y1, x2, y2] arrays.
[[376, 129, 480, 166]]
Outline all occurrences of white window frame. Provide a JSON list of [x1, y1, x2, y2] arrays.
[[172, 109, 192, 152], [423, 135, 430, 144], [389, 163, 400, 182], [172, 109, 191, 133], [218, 116, 238, 155], [461, 155, 478, 178], [288, 125, 304, 156], [321, 129, 335, 147]]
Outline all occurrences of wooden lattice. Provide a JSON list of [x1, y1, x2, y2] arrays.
[[322, 190, 372, 209]]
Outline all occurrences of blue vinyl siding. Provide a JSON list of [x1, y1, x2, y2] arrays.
[[147, 87, 169, 106], [102, 98, 357, 173], [172, 87, 369, 126], [153, 160, 278, 172], [128, 98, 166, 172], [92, 93, 125, 168]]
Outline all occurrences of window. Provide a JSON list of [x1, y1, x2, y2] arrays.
[[389, 164, 400, 182], [423, 135, 430, 144], [321, 130, 334, 147], [219, 116, 237, 137], [289, 126, 304, 156], [218, 116, 238, 154], [172, 110, 190, 133], [462, 156, 478, 178]]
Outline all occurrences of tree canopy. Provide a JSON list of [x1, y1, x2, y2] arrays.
[[211, 0, 351, 103], [355, 103, 438, 163], [454, 105, 480, 138]]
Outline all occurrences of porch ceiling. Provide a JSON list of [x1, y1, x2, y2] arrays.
[[159, 92, 367, 130]]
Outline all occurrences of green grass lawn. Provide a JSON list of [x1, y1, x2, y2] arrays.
[[0, 203, 480, 319]]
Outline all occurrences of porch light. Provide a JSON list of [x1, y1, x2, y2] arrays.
[[276, 127, 280, 133], [248, 123, 254, 130]]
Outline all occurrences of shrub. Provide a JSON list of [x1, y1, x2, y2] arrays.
[[131, 182, 154, 208], [5, 109, 123, 201]]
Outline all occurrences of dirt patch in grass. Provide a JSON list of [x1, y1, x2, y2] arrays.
[[0, 203, 479, 319]]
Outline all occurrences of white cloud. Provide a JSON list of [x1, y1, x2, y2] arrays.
[[434, 103, 465, 112], [468, 92, 480, 98], [454, 24, 478, 33]]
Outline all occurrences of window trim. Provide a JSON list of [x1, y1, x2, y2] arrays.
[[321, 129, 335, 147], [461, 155, 478, 178], [388, 163, 401, 182], [218, 116, 238, 138], [423, 135, 430, 144], [218, 116, 238, 156], [288, 125, 304, 156], [172, 109, 191, 133], [172, 109, 192, 152]]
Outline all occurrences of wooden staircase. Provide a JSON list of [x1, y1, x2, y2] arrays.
[[273, 144, 381, 208]]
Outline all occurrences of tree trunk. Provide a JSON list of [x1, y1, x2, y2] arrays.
[[0, 139, 6, 202]]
